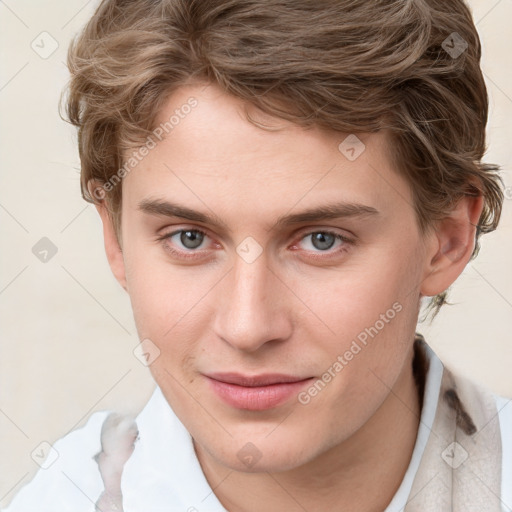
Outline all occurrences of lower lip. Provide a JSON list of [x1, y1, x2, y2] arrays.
[[206, 377, 313, 411]]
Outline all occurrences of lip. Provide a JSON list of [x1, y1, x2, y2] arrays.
[[204, 373, 314, 411]]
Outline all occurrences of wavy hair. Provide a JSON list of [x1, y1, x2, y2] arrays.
[[61, 0, 504, 318]]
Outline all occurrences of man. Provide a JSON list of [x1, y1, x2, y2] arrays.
[[4, 0, 511, 511]]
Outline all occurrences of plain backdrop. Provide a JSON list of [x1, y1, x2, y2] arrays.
[[1, 0, 511, 507]]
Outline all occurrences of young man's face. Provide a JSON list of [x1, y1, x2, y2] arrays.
[[102, 83, 457, 473]]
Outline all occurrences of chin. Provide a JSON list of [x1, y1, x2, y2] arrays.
[[203, 433, 321, 474]]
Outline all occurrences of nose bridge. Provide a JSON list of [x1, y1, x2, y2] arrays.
[[213, 249, 290, 352]]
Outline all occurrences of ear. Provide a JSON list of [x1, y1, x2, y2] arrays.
[[88, 181, 128, 292], [420, 193, 484, 297]]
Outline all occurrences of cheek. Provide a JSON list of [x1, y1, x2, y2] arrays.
[[297, 245, 420, 341], [123, 244, 221, 381], [123, 239, 200, 333], [292, 241, 423, 412]]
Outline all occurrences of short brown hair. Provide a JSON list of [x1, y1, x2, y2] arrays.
[[61, 0, 504, 317]]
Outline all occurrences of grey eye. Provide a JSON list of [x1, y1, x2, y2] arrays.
[[179, 230, 205, 249], [310, 232, 336, 251]]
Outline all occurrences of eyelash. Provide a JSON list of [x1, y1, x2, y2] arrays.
[[157, 228, 213, 261], [156, 228, 354, 261]]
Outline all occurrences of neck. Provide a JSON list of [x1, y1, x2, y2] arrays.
[[195, 344, 422, 512]]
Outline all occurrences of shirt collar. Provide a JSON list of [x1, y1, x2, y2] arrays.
[[121, 337, 444, 512], [121, 384, 227, 511], [384, 338, 444, 511]]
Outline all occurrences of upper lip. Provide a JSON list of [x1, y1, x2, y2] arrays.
[[205, 372, 312, 387]]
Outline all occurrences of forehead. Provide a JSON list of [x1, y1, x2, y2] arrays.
[[122, 83, 414, 226]]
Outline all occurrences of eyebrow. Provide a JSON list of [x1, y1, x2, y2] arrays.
[[138, 198, 379, 231]]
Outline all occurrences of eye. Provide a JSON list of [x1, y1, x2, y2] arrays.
[[303, 232, 338, 251], [157, 228, 212, 259], [293, 230, 354, 258], [157, 227, 354, 262], [173, 229, 207, 250]]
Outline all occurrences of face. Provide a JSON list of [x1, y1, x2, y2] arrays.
[[111, 83, 438, 472]]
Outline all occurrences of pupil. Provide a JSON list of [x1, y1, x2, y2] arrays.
[[312, 232, 335, 251], [181, 230, 203, 249]]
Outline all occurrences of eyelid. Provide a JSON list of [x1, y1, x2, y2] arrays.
[[157, 225, 356, 260], [292, 226, 356, 246], [294, 224, 356, 240], [157, 225, 354, 243], [156, 227, 216, 262], [163, 227, 209, 238], [157, 226, 213, 248]]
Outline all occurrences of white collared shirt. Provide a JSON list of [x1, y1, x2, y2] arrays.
[[3, 344, 511, 512]]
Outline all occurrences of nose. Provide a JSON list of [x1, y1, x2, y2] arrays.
[[212, 248, 293, 353]]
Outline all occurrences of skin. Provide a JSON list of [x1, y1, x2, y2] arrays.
[[93, 82, 483, 511]]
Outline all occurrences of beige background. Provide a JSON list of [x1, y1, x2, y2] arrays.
[[0, 0, 511, 507]]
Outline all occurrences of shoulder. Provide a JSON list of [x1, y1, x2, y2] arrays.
[[417, 339, 512, 510], [2, 410, 110, 512], [448, 367, 512, 511]]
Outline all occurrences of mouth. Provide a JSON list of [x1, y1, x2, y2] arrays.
[[204, 372, 314, 411]]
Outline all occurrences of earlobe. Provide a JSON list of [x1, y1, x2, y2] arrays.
[[420, 193, 484, 298], [88, 181, 128, 292]]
